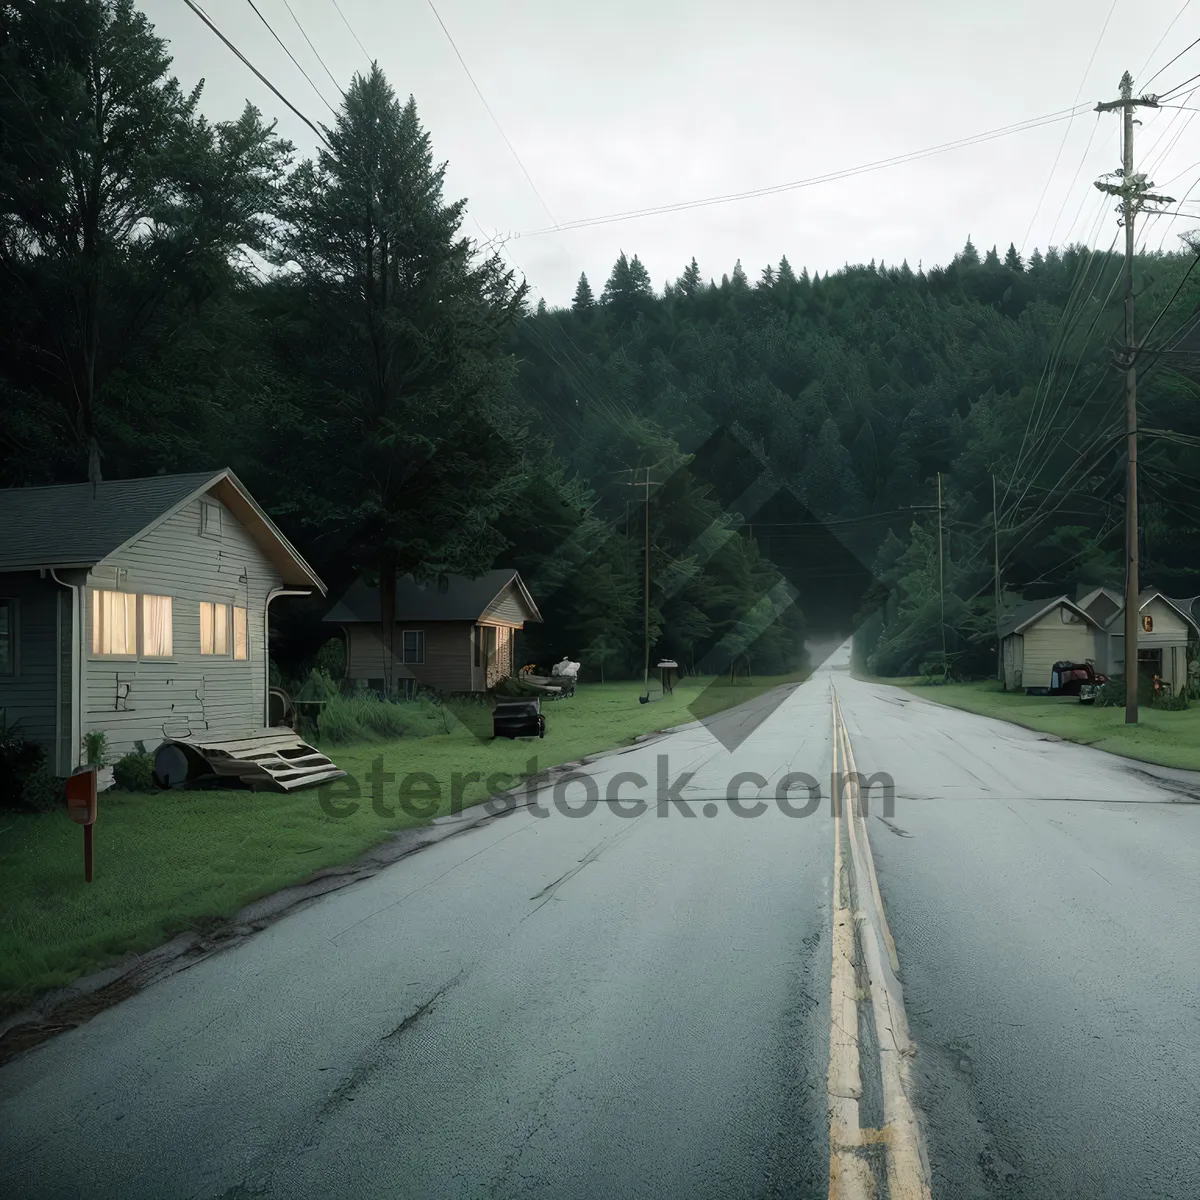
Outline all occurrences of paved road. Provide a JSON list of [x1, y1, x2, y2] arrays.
[[835, 670, 1200, 1200], [3, 658, 1198, 1199], [0, 682, 838, 1200]]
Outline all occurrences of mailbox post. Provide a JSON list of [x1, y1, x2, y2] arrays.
[[65, 768, 98, 883]]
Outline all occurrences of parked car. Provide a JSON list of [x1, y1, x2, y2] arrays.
[[1041, 660, 1109, 704]]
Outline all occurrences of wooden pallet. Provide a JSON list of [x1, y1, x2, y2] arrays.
[[161, 728, 347, 792]]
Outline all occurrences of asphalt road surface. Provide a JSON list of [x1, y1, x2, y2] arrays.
[[2, 652, 1198, 1199]]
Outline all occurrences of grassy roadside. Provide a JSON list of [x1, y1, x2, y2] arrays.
[[0, 672, 804, 1014], [871, 677, 1200, 772]]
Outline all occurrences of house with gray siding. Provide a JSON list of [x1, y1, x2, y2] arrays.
[[0, 470, 325, 777], [324, 569, 542, 694]]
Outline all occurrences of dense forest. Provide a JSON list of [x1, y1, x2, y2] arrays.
[[4, 0, 1200, 683]]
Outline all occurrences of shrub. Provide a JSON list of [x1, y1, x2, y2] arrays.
[[113, 751, 156, 791], [1095, 676, 1125, 707], [316, 694, 444, 745], [0, 716, 46, 810], [82, 730, 108, 768], [20, 767, 64, 812], [314, 637, 346, 680]]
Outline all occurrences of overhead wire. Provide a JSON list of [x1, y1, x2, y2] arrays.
[[241, 0, 338, 116], [1144, 32, 1200, 89], [1138, 0, 1193, 84], [329, 0, 371, 64], [1021, 0, 1118, 256], [182, 0, 330, 147], [282, 0, 346, 99], [514, 104, 1094, 237]]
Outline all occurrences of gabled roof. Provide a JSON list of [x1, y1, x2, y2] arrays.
[[324, 569, 542, 624], [1132, 589, 1200, 635], [997, 595, 1102, 639], [0, 469, 325, 592]]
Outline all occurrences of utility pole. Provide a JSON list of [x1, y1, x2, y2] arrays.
[[993, 473, 1002, 683], [621, 467, 658, 698], [937, 472, 946, 664], [1095, 72, 1173, 724]]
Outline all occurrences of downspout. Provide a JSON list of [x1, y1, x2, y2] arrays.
[[49, 569, 82, 775], [264, 587, 311, 726]]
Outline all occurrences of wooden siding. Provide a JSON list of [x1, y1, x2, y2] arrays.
[[346, 622, 474, 692], [0, 572, 62, 757], [480, 581, 532, 628], [1020, 612, 1101, 690], [82, 495, 284, 759], [1104, 599, 1192, 691]]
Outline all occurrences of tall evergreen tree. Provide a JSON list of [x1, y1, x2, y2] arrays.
[[572, 271, 595, 312], [958, 236, 980, 266], [1004, 243, 1023, 272], [731, 259, 749, 289], [678, 257, 702, 297], [602, 250, 653, 324], [276, 68, 528, 691], [984, 245, 1001, 269], [778, 256, 797, 286]]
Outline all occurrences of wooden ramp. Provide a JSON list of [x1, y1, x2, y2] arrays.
[[158, 728, 346, 792]]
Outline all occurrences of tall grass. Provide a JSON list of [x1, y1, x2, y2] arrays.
[[316, 693, 444, 745]]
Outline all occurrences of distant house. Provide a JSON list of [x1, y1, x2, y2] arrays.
[[997, 595, 1104, 692], [324, 569, 543, 694], [0, 470, 325, 776], [1077, 585, 1198, 695]]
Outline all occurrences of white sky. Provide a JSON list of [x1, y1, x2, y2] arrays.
[[144, 0, 1200, 307]]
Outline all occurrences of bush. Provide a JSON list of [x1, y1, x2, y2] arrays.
[[113, 751, 156, 791], [1095, 676, 1125, 707], [0, 717, 46, 810], [314, 637, 346, 680], [20, 767, 64, 812], [316, 694, 444, 746]]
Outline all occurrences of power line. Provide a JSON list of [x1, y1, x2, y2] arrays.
[[282, 0, 345, 99], [1138, 0, 1193, 83], [241, 0, 338, 116], [1144, 33, 1200, 89], [182, 0, 329, 147], [329, 0, 371, 65], [1022, 0, 1118, 256], [426, 1, 559, 229], [515, 104, 1093, 238]]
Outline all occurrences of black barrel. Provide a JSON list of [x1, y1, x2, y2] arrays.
[[493, 697, 545, 739]]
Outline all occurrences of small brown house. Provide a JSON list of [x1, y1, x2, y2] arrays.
[[324, 569, 543, 694]]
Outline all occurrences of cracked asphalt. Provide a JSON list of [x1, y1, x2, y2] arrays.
[[2, 653, 1198, 1199]]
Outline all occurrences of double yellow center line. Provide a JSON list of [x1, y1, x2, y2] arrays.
[[828, 686, 932, 1200]]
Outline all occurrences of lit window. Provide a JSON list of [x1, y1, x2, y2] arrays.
[[92, 590, 137, 656], [141, 595, 173, 657], [200, 602, 229, 655], [402, 629, 425, 664], [233, 606, 249, 661]]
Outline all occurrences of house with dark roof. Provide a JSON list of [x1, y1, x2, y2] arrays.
[[0, 470, 325, 777], [324, 569, 542, 694], [1076, 585, 1198, 695], [997, 595, 1104, 692]]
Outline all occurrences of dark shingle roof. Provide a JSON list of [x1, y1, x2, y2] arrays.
[[324, 569, 534, 623], [997, 595, 1100, 639], [0, 472, 223, 572]]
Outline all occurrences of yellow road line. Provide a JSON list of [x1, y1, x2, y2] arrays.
[[830, 686, 932, 1200]]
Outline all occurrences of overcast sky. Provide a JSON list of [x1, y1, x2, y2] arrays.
[[144, 0, 1200, 307]]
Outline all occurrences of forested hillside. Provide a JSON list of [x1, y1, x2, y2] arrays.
[[4, 0, 1199, 682]]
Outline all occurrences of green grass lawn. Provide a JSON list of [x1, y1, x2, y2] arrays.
[[878, 678, 1200, 771], [0, 672, 803, 1015]]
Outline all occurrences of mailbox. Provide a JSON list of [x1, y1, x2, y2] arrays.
[[65, 768, 97, 826]]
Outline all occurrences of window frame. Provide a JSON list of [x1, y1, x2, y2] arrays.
[[401, 628, 425, 665], [0, 598, 17, 676], [232, 605, 250, 662], [89, 589, 139, 660], [200, 600, 232, 657], [199, 500, 222, 540], [139, 593, 174, 660]]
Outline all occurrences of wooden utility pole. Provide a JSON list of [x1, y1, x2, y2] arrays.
[[993, 473, 1002, 683], [937, 472, 946, 663], [1095, 72, 1172, 724]]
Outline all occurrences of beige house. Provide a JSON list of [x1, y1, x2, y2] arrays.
[[998, 596, 1104, 692], [1077, 586, 1198, 696], [324, 569, 542, 695], [0, 470, 326, 774]]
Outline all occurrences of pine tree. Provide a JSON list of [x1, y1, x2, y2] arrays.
[[602, 251, 654, 324], [759, 264, 776, 287], [572, 271, 595, 312], [778, 256, 797, 286], [983, 245, 1001, 269], [731, 259, 748, 289], [1004, 243, 1023, 272], [536, 298, 547, 316], [1028, 247, 1044, 273], [679, 256, 702, 297], [959, 236, 980, 266]]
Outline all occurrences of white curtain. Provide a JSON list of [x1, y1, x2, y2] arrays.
[[233, 606, 249, 660], [92, 590, 136, 655], [200, 601, 228, 655], [142, 595, 173, 657]]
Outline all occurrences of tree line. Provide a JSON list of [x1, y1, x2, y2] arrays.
[[4, 0, 1199, 683]]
